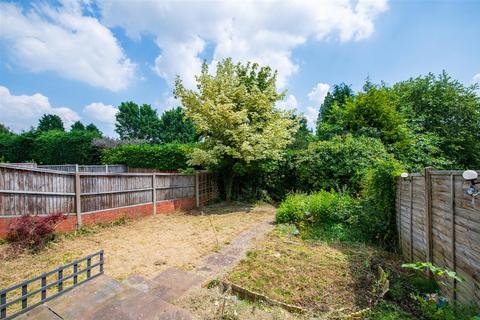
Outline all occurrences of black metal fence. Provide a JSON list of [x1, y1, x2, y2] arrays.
[[0, 250, 104, 319]]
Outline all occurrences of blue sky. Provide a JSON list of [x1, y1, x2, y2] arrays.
[[1, 0, 479, 136]]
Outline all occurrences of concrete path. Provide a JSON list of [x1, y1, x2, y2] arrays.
[[17, 218, 274, 320]]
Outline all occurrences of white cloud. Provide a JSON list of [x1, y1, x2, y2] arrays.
[[82, 102, 118, 136], [99, 0, 388, 88], [308, 83, 331, 106], [276, 94, 299, 111], [0, 1, 135, 91], [304, 82, 331, 129], [0, 86, 80, 132], [473, 73, 480, 85], [305, 106, 319, 129]]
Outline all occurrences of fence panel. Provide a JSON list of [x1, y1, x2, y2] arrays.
[[396, 169, 480, 306], [0, 165, 75, 216], [0, 165, 218, 220]]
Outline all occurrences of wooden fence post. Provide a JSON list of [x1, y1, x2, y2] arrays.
[[152, 174, 157, 215], [410, 177, 414, 261], [450, 174, 457, 301], [75, 172, 82, 229], [195, 172, 200, 208], [105, 164, 109, 173], [424, 167, 433, 269]]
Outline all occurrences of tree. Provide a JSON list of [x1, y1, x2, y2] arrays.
[[70, 121, 85, 131], [175, 59, 298, 200], [393, 71, 480, 168], [0, 123, 11, 135], [289, 115, 312, 150], [37, 114, 64, 132], [158, 107, 197, 143], [85, 123, 102, 137], [344, 86, 411, 151], [316, 83, 353, 131], [115, 102, 161, 142]]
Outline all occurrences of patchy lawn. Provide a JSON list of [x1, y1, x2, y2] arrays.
[[223, 224, 401, 318], [0, 202, 275, 289]]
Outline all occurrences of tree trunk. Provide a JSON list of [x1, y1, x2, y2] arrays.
[[223, 170, 235, 201]]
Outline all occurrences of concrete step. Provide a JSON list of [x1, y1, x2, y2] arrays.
[[17, 275, 192, 320]]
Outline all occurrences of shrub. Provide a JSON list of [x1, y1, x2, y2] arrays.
[[101, 143, 195, 170], [358, 159, 403, 248], [296, 135, 392, 194], [7, 213, 66, 250], [276, 191, 358, 226]]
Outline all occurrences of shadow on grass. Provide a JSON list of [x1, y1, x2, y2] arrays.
[[191, 201, 257, 216]]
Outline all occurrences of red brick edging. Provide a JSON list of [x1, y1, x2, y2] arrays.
[[0, 198, 195, 238]]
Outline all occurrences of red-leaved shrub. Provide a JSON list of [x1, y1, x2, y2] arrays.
[[7, 213, 66, 250]]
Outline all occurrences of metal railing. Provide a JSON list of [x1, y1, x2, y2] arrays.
[[0, 250, 104, 319]]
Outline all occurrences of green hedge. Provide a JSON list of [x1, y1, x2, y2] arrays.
[[101, 143, 195, 170], [0, 130, 101, 164]]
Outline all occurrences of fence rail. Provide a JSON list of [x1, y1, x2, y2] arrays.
[[396, 168, 480, 306], [0, 250, 104, 320], [0, 165, 218, 220], [37, 164, 127, 173]]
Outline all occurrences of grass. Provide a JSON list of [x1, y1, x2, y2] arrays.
[[225, 224, 480, 319], [0, 202, 275, 290], [225, 224, 400, 316]]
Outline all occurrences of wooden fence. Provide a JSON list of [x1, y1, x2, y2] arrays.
[[6, 163, 127, 173], [396, 168, 480, 306], [0, 165, 218, 233]]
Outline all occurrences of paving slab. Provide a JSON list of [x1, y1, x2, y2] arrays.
[[15, 305, 62, 320]]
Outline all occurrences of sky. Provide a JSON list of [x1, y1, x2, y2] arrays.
[[0, 0, 479, 137]]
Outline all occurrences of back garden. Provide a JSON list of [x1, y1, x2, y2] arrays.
[[1, 60, 479, 319]]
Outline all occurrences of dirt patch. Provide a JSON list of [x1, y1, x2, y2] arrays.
[[0, 202, 275, 289]]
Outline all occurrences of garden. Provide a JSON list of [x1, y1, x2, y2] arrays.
[[1, 59, 479, 319]]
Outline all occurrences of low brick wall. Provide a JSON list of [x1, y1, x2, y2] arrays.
[[0, 198, 196, 238]]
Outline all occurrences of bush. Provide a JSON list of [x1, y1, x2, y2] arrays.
[[276, 191, 358, 225], [296, 135, 392, 194], [101, 143, 195, 170], [7, 213, 66, 250], [358, 159, 403, 248]]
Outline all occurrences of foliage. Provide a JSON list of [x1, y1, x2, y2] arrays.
[[85, 123, 102, 136], [101, 143, 194, 170], [175, 58, 298, 200], [402, 262, 464, 287], [0, 123, 11, 134], [6, 213, 66, 251], [289, 114, 313, 150], [393, 71, 480, 169], [344, 86, 412, 152], [37, 114, 65, 132], [158, 107, 197, 144], [358, 159, 404, 248], [115, 101, 161, 142], [316, 83, 353, 128], [296, 135, 392, 194], [0, 130, 37, 162], [276, 191, 358, 228], [31, 130, 101, 164], [70, 121, 85, 131]]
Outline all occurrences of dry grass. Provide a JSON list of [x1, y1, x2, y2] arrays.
[[0, 202, 275, 290], [225, 225, 398, 317]]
